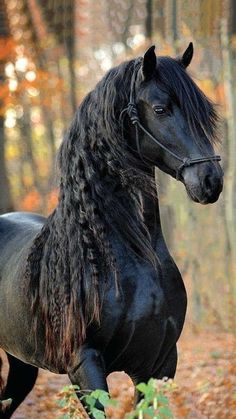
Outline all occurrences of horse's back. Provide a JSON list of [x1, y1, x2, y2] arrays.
[[0, 211, 45, 246], [0, 211, 45, 281], [0, 211, 45, 230]]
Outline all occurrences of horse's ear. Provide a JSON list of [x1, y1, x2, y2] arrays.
[[181, 42, 194, 68], [142, 45, 156, 80]]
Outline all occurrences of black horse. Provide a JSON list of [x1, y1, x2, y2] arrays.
[[0, 43, 223, 418]]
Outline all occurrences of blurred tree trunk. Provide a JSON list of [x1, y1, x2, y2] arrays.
[[36, 0, 77, 115], [105, 0, 136, 53], [21, 0, 57, 162], [220, 10, 236, 279], [145, 0, 153, 40], [67, 46, 77, 115], [0, 2, 14, 214], [36, 57, 57, 164], [18, 99, 40, 192], [17, 92, 48, 211], [0, 115, 14, 214], [171, 0, 178, 43]]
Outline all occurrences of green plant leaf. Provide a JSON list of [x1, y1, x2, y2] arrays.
[[57, 399, 67, 408], [156, 393, 169, 405], [98, 392, 110, 406], [90, 407, 106, 419], [86, 395, 96, 408], [136, 382, 148, 394], [59, 414, 71, 419], [158, 405, 173, 418], [142, 406, 155, 416]]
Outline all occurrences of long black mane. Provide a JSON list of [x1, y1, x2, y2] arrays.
[[26, 59, 156, 366], [26, 55, 219, 367], [157, 56, 219, 146]]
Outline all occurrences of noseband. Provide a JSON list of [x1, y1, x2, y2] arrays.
[[120, 61, 221, 180]]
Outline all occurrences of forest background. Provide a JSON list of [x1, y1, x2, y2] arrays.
[[0, 1, 236, 417]]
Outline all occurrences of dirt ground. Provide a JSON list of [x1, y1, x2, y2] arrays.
[[1, 325, 235, 419]]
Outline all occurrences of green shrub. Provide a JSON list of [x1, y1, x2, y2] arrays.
[[57, 378, 175, 419]]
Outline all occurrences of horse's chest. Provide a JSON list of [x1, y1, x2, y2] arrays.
[[127, 276, 180, 342], [102, 264, 183, 375], [122, 257, 186, 331]]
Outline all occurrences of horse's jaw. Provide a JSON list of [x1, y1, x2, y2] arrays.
[[182, 163, 223, 204]]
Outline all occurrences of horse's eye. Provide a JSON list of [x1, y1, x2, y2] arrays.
[[153, 106, 166, 115]]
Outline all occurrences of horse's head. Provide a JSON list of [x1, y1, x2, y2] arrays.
[[125, 44, 223, 204]]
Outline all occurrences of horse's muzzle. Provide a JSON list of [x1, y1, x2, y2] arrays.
[[182, 162, 223, 204]]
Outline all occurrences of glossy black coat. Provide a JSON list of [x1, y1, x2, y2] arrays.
[[0, 195, 186, 417]]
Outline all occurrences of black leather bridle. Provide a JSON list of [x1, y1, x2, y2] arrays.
[[120, 61, 221, 180]]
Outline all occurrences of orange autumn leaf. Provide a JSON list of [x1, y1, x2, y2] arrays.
[[0, 84, 10, 100], [0, 38, 16, 61], [21, 190, 41, 211], [46, 189, 59, 213]]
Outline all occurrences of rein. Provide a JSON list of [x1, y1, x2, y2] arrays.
[[120, 61, 221, 180]]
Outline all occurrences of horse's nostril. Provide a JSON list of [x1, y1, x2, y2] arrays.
[[203, 173, 223, 196], [205, 174, 212, 190]]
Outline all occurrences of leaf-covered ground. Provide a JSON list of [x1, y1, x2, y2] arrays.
[[3, 326, 235, 418]]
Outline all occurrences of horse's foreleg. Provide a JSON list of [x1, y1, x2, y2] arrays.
[[133, 345, 178, 407], [152, 345, 177, 380], [0, 356, 4, 395], [0, 353, 38, 419], [68, 347, 108, 418]]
